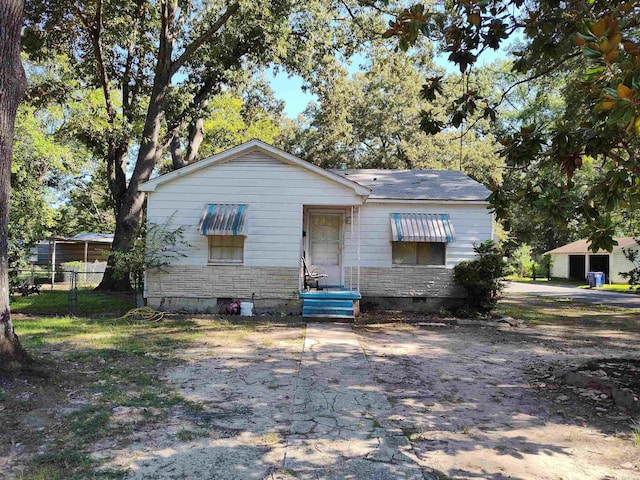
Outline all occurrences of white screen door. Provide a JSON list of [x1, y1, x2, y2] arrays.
[[309, 213, 342, 286]]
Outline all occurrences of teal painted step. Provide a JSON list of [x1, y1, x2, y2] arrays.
[[300, 291, 359, 319], [302, 307, 353, 318], [303, 299, 353, 309], [299, 291, 361, 300], [303, 311, 354, 318], [302, 296, 355, 319]]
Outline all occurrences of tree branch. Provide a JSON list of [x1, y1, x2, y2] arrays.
[[498, 53, 580, 107], [161, 75, 219, 149], [122, 0, 145, 117], [77, 0, 116, 123], [72, 2, 91, 31], [169, 2, 240, 77]]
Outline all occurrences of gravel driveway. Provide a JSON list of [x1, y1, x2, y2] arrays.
[[505, 281, 640, 308]]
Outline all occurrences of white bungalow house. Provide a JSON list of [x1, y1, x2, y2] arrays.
[[139, 140, 493, 317], [546, 237, 639, 284]]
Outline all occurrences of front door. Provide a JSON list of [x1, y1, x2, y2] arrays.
[[308, 213, 342, 286]]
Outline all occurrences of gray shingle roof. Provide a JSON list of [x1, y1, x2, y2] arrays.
[[330, 169, 490, 201]]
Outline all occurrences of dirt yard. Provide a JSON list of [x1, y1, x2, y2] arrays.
[[1, 295, 639, 479]]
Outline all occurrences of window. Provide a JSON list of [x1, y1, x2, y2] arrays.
[[392, 242, 445, 266], [208, 235, 244, 263]]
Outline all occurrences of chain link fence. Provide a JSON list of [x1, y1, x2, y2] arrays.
[[11, 266, 137, 315], [12, 263, 107, 291]]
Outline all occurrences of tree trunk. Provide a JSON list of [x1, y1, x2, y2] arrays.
[[96, 0, 177, 291], [170, 132, 185, 170], [95, 0, 239, 291], [0, 0, 29, 369], [185, 117, 205, 164]]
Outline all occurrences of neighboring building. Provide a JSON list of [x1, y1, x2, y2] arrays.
[[139, 140, 493, 316], [546, 237, 639, 284], [34, 233, 114, 267], [33, 233, 114, 285]]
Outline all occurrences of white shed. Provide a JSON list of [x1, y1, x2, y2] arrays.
[[546, 237, 639, 284], [139, 140, 494, 316]]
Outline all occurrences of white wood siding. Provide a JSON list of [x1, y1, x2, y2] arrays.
[[550, 254, 569, 279], [611, 248, 637, 283], [343, 202, 492, 268], [146, 151, 362, 268]]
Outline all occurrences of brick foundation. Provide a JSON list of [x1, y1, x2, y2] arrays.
[[145, 265, 300, 312], [146, 265, 468, 314]]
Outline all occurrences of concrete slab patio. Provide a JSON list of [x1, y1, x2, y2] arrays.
[[284, 323, 423, 479]]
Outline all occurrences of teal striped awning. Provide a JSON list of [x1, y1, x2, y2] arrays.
[[390, 213, 454, 242], [199, 204, 247, 235]]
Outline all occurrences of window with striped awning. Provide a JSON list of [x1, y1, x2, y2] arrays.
[[198, 204, 247, 236], [389, 213, 454, 243]]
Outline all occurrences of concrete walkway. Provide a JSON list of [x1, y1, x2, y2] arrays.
[[505, 281, 640, 308], [283, 323, 425, 479]]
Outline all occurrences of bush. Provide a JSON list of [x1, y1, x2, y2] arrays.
[[621, 239, 640, 290], [454, 240, 507, 315], [112, 222, 189, 291], [509, 244, 535, 278]]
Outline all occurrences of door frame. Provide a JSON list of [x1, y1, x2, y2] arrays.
[[304, 208, 345, 287]]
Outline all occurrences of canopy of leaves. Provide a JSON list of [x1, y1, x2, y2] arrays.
[[279, 46, 504, 185], [10, 55, 99, 272], [383, 0, 640, 252]]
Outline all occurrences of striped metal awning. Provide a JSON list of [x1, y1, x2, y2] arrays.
[[390, 213, 454, 242], [198, 204, 247, 235]]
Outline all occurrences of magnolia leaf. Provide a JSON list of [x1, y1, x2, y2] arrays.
[[595, 100, 616, 111], [583, 47, 603, 59], [591, 18, 607, 37], [623, 41, 640, 56], [604, 51, 619, 63], [617, 83, 633, 99]]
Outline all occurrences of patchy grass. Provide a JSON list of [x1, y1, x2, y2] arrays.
[[578, 283, 640, 294], [507, 276, 640, 294], [10, 290, 135, 316], [1, 314, 268, 479], [504, 276, 585, 286], [631, 419, 640, 449], [176, 428, 210, 442], [498, 294, 640, 331]]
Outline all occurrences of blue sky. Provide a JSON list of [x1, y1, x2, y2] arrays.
[[268, 47, 511, 119], [268, 68, 316, 118]]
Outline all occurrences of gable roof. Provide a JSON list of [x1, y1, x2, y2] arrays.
[[330, 169, 490, 201], [546, 237, 638, 255], [139, 139, 371, 196]]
